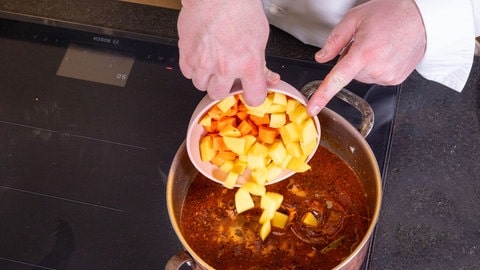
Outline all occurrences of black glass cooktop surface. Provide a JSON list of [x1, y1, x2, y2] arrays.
[[0, 17, 399, 269]]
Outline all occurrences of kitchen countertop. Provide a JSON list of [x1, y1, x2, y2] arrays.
[[1, 1, 479, 269]]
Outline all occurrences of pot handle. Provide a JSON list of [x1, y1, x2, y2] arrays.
[[165, 251, 196, 270], [300, 80, 374, 138]]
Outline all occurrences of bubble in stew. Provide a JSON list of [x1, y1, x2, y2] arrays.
[[181, 145, 371, 269]]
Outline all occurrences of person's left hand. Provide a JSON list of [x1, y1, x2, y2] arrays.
[[307, 0, 426, 116]]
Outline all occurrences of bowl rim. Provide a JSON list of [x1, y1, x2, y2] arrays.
[[185, 82, 321, 187]]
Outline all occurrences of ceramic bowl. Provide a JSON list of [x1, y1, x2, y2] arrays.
[[186, 80, 321, 187]]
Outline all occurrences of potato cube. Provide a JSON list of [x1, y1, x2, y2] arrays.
[[199, 135, 216, 162], [219, 160, 234, 173], [219, 125, 241, 137], [272, 211, 289, 229], [251, 167, 268, 185], [241, 181, 266, 196], [286, 98, 299, 115], [279, 122, 301, 144], [272, 92, 287, 106], [287, 157, 311, 173], [235, 187, 254, 213], [285, 142, 303, 158], [223, 171, 239, 189], [261, 192, 283, 210], [223, 136, 246, 155], [259, 220, 271, 241], [301, 118, 318, 144], [199, 114, 212, 127], [266, 163, 283, 182], [289, 104, 309, 125], [232, 161, 247, 175], [302, 212, 319, 227], [269, 141, 287, 165], [269, 112, 286, 128], [259, 207, 276, 224], [216, 95, 237, 113]]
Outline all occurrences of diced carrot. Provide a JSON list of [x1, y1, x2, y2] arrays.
[[223, 102, 239, 117], [203, 120, 218, 133], [207, 105, 224, 119], [236, 110, 248, 121], [217, 116, 237, 131], [258, 125, 278, 144], [212, 135, 227, 151], [238, 120, 254, 136], [250, 114, 270, 126], [215, 150, 237, 161]]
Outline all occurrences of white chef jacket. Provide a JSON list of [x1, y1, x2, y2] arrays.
[[262, 0, 480, 92]]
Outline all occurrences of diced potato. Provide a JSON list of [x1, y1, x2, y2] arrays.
[[199, 114, 212, 127], [271, 211, 289, 229], [223, 171, 239, 189], [251, 167, 268, 185], [266, 163, 283, 182], [243, 135, 257, 153], [200, 135, 216, 162], [217, 95, 237, 113], [259, 220, 271, 241], [241, 181, 266, 196], [286, 98, 299, 114], [301, 118, 318, 144], [287, 157, 311, 173], [289, 104, 309, 125], [272, 91, 287, 105], [261, 192, 283, 210], [302, 212, 319, 227], [269, 112, 286, 128], [219, 160, 234, 173], [267, 104, 287, 114], [235, 187, 254, 213], [259, 207, 276, 224], [219, 125, 241, 137], [301, 139, 317, 157], [223, 136, 246, 155], [279, 122, 301, 144], [232, 161, 247, 175], [285, 142, 303, 158], [244, 95, 273, 117], [269, 141, 287, 165]]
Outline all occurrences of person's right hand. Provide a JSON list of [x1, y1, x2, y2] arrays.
[[178, 0, 280, 106]]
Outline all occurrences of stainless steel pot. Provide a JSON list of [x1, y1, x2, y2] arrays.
[[166, 82, 382, 270]]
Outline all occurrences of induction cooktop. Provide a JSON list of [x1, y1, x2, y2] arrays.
[[0, 17, 399, 269]]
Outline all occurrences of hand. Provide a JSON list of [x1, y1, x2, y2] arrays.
[[307, 0, 426, 116], [178, 0, 280, 106]]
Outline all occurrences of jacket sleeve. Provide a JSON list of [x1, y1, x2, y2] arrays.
[[414, 0, 479, 92]]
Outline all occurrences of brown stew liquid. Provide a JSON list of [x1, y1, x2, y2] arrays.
[[181, 145, 370, 269]]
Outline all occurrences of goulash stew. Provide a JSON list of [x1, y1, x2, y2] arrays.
[[181, 145, 370, 269]]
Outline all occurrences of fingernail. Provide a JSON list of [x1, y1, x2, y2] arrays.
[[308, 104, 322, 116], [315, 50, 326, 60]]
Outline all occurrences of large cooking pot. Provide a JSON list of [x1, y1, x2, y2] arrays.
[[166, 81, 382, 270]]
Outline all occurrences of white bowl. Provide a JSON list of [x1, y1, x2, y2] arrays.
[[186, 80, 321, 187]]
